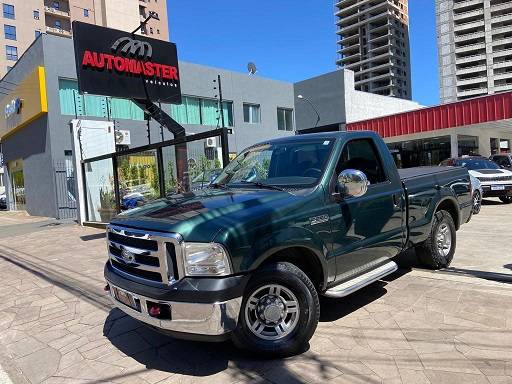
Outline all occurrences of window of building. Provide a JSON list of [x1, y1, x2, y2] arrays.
[[277, 108, 293, 131], [5, 45, 17, 60], [2, 3, 14, 19], [53, 1, 59, 10], [170, 95, 234, 127], [83, 8, 89, 17], [33, 10, 39, 19], [150, 27, 153, 34], [157, 29, 160, 34], [58, 79, 145, 120], [55, 20, 61, 29], [243, 103, 260, 124], [4, 24, 15, 40], [35, 30, 41, 38]]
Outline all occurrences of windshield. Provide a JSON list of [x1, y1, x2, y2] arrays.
[[455, 159, 500, 170], [215, 139, 335, 188]]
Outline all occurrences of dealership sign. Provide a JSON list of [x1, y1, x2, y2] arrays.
[[72, 21, 181, 103]]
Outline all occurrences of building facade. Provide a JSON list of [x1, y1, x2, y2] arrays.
[[437, 0, 512, 104], [0, 0, 168, 78], [335, 0, 412, 100], [348, 92, 512, 167], [0, 34, 295, 218]]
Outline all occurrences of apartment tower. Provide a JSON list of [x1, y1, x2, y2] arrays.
[[0, 0, 169, 77], [335, 0, 412, 100], [437, 0, 512, 103]]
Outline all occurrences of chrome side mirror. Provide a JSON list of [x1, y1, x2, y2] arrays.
[[338, 169, 369, 198]]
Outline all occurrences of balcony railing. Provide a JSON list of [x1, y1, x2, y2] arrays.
[[46, 26, 72, 37], [44, 6, 70, 18]]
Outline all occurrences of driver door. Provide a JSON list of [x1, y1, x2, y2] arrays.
[[327, 138, 405, 280]]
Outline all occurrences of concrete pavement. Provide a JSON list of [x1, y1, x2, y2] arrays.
[[0, 203, 511, 384]]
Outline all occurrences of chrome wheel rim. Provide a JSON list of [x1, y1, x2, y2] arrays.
[[473, 192, 481, 212], [436, 223, 452, 257], [244, 284, 300, 341]]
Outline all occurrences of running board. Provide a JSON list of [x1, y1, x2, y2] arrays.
[[323, 261, 398, 298]]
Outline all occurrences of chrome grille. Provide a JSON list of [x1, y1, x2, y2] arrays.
[[107, 225, 183, 285], [477, 176, 512, 182]]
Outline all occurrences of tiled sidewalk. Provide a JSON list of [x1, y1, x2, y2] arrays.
[[0, 212, 511, 383]]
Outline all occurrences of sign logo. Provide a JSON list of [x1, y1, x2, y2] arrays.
[[111, 37, 153, 60], [73, 21, 181, 102], [120, 249, 136, 264], [4, 98, 22, 119]]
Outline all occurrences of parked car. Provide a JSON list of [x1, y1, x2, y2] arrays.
[[469, 174, 483, 214], [104, 131, 472, 356], [440, 156, 512, 204], [490, 154, 512, 170], [0, 192, 6, 210]]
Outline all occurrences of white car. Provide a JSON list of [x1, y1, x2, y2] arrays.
[[449, 157, 512, 204]]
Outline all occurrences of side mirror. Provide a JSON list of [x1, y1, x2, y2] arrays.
[[337, 169, 369, 198]]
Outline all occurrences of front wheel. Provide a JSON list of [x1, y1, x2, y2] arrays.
[[499, 196, 512, 204], [472, 190, 482, 214], [416, 210, 456, 269], [232, 262, 319, 357]]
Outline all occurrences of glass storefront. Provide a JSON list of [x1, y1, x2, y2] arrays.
[[8, 160, 25, 211], [117, 150, 160, 211], [84, 158, 116, 222], [457, 135, 479, 157], [387, 136, 451, 168]]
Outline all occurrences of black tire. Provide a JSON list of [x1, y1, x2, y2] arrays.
[[416, 210, 456, 270], [472, 190, 481, 214], [499, 196, 512, 204], [232, 262, 319, 357]]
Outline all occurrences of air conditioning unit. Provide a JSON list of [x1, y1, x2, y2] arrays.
[[115, 130, 131, 145], [205, 137, 217, 148]]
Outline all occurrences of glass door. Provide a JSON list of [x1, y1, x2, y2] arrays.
[[9, 160, 26, 211]]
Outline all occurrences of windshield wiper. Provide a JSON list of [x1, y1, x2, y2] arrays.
[[239, 181, 287, 192], [209, 182, 230, 190]]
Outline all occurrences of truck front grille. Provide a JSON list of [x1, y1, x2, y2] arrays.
[[107, 225, 183, 285], [477, 176, 512, 182]]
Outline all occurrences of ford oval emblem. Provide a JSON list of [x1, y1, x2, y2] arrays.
[[121, 250, 136, 264]]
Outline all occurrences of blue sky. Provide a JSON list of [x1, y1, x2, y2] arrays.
[[167, 1, 439, 106]]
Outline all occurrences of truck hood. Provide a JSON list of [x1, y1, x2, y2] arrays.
[[469, 169, 512, 177], [110, 187, 306, 242]]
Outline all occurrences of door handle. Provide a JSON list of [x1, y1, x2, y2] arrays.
[[392, 194, 400, 207]]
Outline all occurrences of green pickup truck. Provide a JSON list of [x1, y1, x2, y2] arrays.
[[104, 131, 473, 356]]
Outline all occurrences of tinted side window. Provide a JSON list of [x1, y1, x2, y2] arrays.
[[337, 139, 387, 184]]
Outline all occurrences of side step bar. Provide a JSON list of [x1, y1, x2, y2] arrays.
[[323, 261, 398, 298]]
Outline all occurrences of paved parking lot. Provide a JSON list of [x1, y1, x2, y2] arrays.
[[0, 202, 511, 384]]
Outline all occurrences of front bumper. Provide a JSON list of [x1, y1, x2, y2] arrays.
[[481, 184, 512, 197], [104, 262, 248, 339]]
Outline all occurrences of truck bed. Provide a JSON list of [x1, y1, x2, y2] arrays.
[[398, 166, 461, 181]]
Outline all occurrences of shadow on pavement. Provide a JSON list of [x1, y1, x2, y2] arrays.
[[442, 266, 512, 283], [80, 233, 106, 241], [102, 278, 395, 382]]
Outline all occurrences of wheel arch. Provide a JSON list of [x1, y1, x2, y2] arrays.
[[435, 197, 460, 229]]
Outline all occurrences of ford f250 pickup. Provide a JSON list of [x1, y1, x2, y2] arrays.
[[104, 131, 473, 356]]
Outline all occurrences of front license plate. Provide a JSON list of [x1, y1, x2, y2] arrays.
[[491, 185, 505, 191], [113, 287, 140, 311]]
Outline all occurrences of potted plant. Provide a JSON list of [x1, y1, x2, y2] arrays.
[[98, 187, 117, 222]]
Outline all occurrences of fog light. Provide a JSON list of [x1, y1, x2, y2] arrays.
[[148, 304, 161, 317], [104, 284, 110, 292]]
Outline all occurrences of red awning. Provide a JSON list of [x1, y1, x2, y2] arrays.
[[346, 92, 512, 138]]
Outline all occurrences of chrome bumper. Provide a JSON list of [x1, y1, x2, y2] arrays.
[[106, 282, 242, 336]]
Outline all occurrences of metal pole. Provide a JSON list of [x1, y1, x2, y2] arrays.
[[112, 155, 121, 214], [157, 147, 165, 197], [218, 74, 225, 128], [159, 101, 164, 142], [146, 114, 151, 145], [220, 128, 230, 167]]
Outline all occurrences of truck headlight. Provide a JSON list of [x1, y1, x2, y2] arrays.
[[183, 242, 231, 276]]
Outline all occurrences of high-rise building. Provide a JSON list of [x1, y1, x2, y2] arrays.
[[0, 0, 169, 78], [335, 0, 412, 100], [437, 0, 512, 104]]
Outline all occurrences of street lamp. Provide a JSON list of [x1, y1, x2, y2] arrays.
[[297, 94, 320, 128]]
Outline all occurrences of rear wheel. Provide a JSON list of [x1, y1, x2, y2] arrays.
[[472, 190, 481, 214], [499, 196, 512, 204], [416, 210, 456, 269], [232, 262, 319, 357]]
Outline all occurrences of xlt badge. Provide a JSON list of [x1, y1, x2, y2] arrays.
[[309, 214, 329, 226]]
